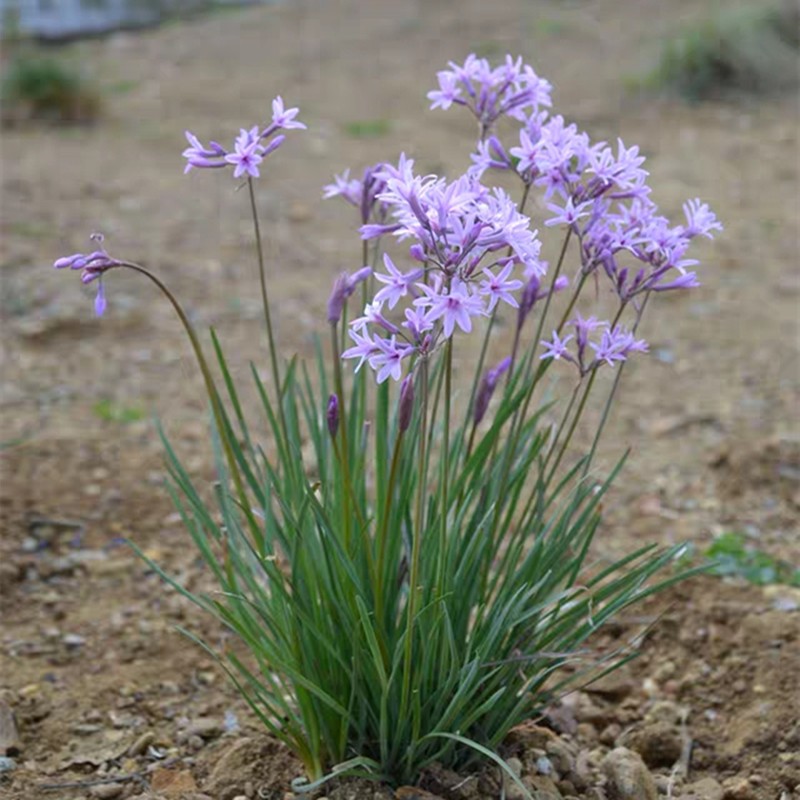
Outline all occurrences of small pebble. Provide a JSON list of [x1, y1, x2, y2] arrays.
[[0, 756, 16, 773], [89, 783, 125, 799], [62, 633, 86, 648]]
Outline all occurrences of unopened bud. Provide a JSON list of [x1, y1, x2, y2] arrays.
[[398, 375, 414, 432], [327, 274, 349, 324], [326, 393, 339, 438]]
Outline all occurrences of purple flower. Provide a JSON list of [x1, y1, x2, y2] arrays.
[[589, 325, 648, 367], [270, 95, 306, 130], [428, 54, 552, 132], [416, 278, 486, 338], [544, 197, 593, 228], [540, 331, 574, 362], [478, 263, 524, 311], [373, 254, 423, 309], [225, 126, 265, 179], [369, 336, 414, 383], [182, 96, 304, 178], [182, 131, 227, 173], [324, 164, 390, 225], [681, 199, 722, 239], [327, 266, 373, 323], [342, 327, 380, 372]]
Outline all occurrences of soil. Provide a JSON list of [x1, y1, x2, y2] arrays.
[[1, 1, 798, 799]]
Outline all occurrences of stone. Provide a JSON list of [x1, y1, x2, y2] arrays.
[[184, 717, 223, 740], [683, 777, 724, 800], [89, 783, 125, 799], [585, 667, 635, 700], [603, 747, 657, 800], [128, 731, 156, 757], [0, 700, 21, 756], [150, 767, 198, 796], [721, 777, 757, 800], [623, 721, 683, 768], [0, 756, 16, 773], [501, 756, 526, 800]]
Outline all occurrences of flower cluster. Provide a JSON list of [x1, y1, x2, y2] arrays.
[[428, 54, 552, 134], [423, 54, 721, 379], [182, 96, 305, 178], [540, 314, 648, 375], [339, 156, 546, 382], [53, 233, 119, 316]]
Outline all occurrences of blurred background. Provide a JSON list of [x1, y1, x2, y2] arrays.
[[0, 0, 798, 795]]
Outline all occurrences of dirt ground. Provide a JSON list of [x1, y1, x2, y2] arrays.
[[1, 0, 799, 798]]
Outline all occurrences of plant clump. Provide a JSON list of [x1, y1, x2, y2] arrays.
[[53, 54, 722, 792], [647, 1, 799, 102], [1, 49, 101, 126]]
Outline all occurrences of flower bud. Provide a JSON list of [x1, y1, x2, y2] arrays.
[[398, 375, 414, 433], [327, 274, 349, 324], [326, 394, 339, 438]]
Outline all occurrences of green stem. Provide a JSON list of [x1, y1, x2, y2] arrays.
[[330, 323, 352, 552], [375, 428, 405, 629], [438, 338, 453, 593], [582, 292, 650, 475], [115, 262, 259, 537], [401, 356, 429, 716], [247, 178, 288, 444]]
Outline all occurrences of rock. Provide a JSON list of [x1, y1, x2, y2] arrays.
[[184, 717, 223, 741], [501, 756, 526, 800], [603, 747, 657, 800], [682, 777, 724, 800], [623, 721, 683, 768], [721, 777, 757, 800], [62, 633, 87, 648], [89, 783, 125, 799], [0, 700, 21, 756], [585, 667, 635, 700], [0, 756, 16, 773], [528, 775, 562, 798], [644, 700, 684, 725], [150, 767, 198, 796], [128, 731, 156, 757]]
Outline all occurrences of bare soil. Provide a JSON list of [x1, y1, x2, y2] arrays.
[[1, 1, 798, 798]]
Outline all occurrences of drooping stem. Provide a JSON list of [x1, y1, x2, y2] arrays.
[[114, 262, 258, 536]]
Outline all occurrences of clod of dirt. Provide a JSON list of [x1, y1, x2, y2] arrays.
[[199, 736, 300, 800], [621, 721, 683, 768], [602, 747, 657, 800], [0, 701, 21, 757], [681, 776, 724, 800], [150, 766, 198, 796]]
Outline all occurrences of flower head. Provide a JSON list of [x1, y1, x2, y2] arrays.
[[54, 233, 119, 317]]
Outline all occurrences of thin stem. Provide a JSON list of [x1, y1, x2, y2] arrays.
[[582, 292, 651, 475], [247, 178, 287, 443], [330, 323, 352, 552], [401, 356, 429, 716], [114, 262, 259, 537], [437, 338, 453, 593], [375, 428, 405, 629]]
